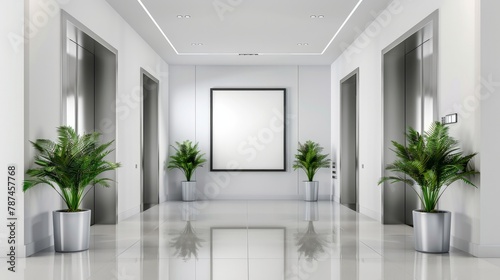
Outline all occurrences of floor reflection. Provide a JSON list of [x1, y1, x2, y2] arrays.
[[4, 200, 500, 280], [170, 221, 204, 261], [296, 202, 329, 262]]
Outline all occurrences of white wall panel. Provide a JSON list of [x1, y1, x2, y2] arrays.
[[0, 0, 26, 257], [168, 66, 196, 199], [298, 66, 332, 198], [24, 0, 168, 255], [331, 0, 484, 254], [479, 0, 500, 255], [168, 65, 331, 200]]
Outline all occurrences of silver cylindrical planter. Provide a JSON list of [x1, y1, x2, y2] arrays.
[[53, 209, 91, 252], [304, 181, 319, 202], [182, 181, 197, 202], [413, 210, 451, 253]]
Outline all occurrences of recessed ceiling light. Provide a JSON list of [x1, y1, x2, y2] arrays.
[[297, 43, 302, 46], [310, 15, 325, 19], [297, 43, 309, 46], [184, 15, 191, 19], [138, 0, 363, 56], [177, 15, 183, 18], [191, 43, 203, 46]]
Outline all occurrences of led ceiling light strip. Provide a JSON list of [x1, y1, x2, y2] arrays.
[[321, 0, 363, 54], [137, 0, 180, 54], [138, 0, 363, 56]]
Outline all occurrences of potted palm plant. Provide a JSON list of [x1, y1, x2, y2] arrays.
[[379, 121, 478, 253], [293, 141, 331, 201], [167, 140, 206, 201], [23, 126, 120, 252]]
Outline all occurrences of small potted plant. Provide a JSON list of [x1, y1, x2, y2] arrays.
[[23, 126, 120, 252], [167, 140, 207, 201], [293, 141, 331, 201], [379, 121, 478, 253]]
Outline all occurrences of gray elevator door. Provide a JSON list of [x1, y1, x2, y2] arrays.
[[383, 23, 435, 226], [340, 73, 358, 211], [64, 20, 118, 224], [67, 39, 96, 224], [142, 74, 159, 211], [404, 45, 423, 225]]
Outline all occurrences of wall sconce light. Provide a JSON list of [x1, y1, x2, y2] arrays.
[[441, 113, 457, 125]]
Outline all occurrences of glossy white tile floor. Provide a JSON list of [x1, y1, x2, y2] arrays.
[[3, 200, 500, 279]]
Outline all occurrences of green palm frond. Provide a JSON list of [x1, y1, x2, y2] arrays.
[[23, 126, 121, 212], [167, 140, 206, 181], [378, 121, 478, 212], [293, 141, 331, 181]]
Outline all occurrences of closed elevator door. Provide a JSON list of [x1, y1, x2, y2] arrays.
[[404, 39, 434, 224], [383, 23, 435, 226], [66, 39, 96, 224], [404, 44, 423, 224], [340, 71, 358, 212], [141, 72, 159, 211]]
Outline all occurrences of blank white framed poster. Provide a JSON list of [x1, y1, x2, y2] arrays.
[[210, 88, 286, 171]]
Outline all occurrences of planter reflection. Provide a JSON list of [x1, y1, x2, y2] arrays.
[[169, 221, 204, 261], [170, 202, 204, 261], [414, 252, 451, 280], [296, 202, 328, 262], [53, 251, 91, 280]]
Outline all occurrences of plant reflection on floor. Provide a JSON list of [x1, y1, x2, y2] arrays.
[[295, 221, 328, 262], [169, 221, 204, 261]]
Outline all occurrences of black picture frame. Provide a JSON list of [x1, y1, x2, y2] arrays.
[[210, 88, 286, 171]]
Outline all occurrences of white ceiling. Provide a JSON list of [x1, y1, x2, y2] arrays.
[[105, 0, 394, 65]]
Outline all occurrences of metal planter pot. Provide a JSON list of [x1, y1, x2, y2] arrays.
[[53, 209, 91, 252], [412, 210, 451, 253], [304, 181, 319, 202], [182, 181, 197, 202]]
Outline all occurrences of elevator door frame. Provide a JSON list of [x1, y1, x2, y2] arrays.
[[340, 68, 359, 212], [140, 68, 160, 212], [61, 11, 119, 224], [381, 11, 438, 224]]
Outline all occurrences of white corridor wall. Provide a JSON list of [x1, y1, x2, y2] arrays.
[[1, 0, 26, 258], [331, 0, 486, 255], [23, 0, 169, 256], [168, 66, 331, 200]]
